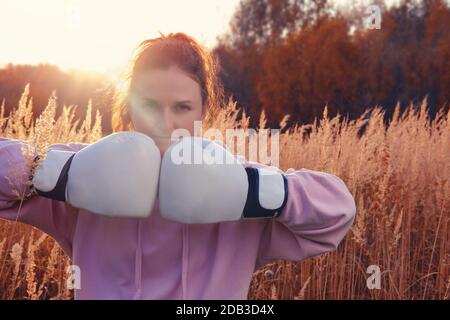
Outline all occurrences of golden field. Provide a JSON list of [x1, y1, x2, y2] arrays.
[[0, 85, 448, 299]]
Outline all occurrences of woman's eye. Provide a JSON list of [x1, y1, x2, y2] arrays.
[[177, 104, 192, 111], [145, 102, 157, 110]]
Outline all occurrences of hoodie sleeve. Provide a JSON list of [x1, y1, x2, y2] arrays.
[[245, 160, 356, 270], [0, 137, 89, 255]]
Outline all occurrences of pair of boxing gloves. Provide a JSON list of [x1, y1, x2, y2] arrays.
[[30, 132, 289, 223]]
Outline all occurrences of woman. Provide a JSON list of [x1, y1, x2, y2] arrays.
[[0, 32, 356, 299]]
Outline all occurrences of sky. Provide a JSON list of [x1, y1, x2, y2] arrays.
[[0, 0, 402, 74], [0, 0, 240, 74]]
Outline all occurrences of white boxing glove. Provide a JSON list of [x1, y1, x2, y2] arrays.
[[158, 136, 288, 224], [31, 131, 161, 218]]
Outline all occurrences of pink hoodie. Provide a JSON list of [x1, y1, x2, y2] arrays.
[[0, 137, 356, 299]]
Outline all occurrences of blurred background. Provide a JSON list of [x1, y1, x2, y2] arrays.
[[0, 0, 449, 300], [1, 0, 448, 133]]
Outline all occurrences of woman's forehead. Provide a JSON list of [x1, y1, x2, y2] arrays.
[[134, 65, 201, 98]]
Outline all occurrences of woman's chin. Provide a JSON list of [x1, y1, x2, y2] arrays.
[[130, 130, 178, 155], [151, 137, 173, 155]]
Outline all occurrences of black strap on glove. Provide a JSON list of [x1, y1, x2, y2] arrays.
[[34, 153, 76, 202], [242, 167, 288, 219]]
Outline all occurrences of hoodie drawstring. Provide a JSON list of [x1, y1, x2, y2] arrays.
[[134, 220, 142, 299], [181, 224, 189, 299]]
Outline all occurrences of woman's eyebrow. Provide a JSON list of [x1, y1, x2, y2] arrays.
[[175, 100, 192, 104], [143, 98, 160, 105], [142, 97, 192, 105]]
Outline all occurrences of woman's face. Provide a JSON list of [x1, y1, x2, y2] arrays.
[[128, 64, 204, 154]]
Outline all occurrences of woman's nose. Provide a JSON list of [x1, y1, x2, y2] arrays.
[[159, 107, 176, 136]]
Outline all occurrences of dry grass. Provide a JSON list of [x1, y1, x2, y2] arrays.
[[0, 85, 449, 299], [0, 84, 102, 299]]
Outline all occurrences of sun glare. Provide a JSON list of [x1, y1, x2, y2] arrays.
[[0, 0, 238, 74]]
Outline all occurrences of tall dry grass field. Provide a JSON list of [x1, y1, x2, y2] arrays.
[[0, 85, 448, 299]]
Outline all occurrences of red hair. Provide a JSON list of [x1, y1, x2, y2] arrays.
[[112, 32, 225, 132]]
